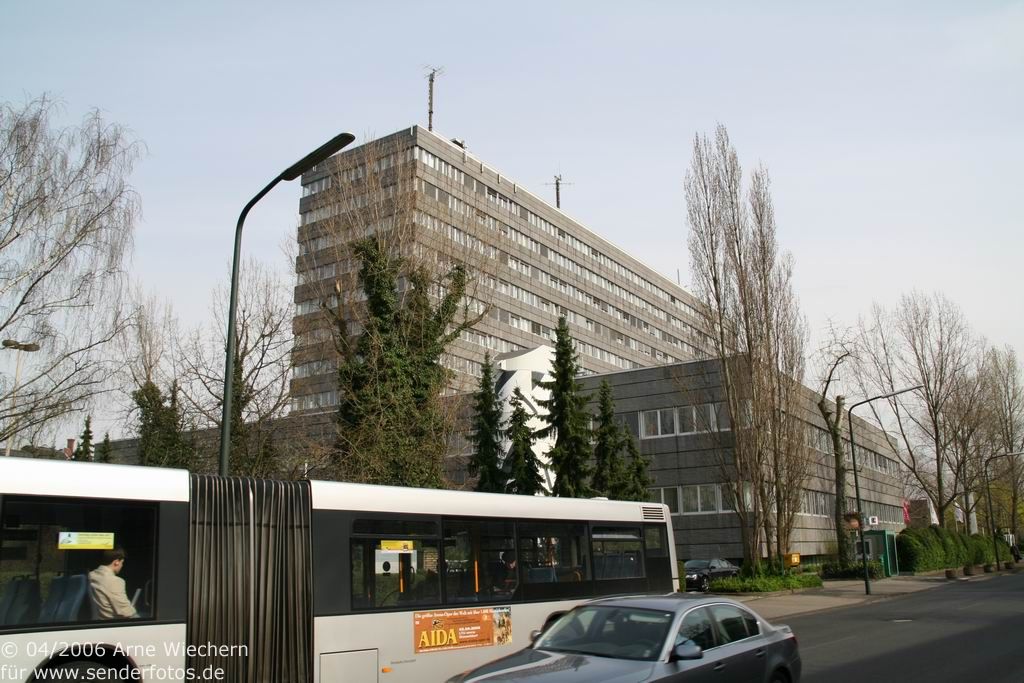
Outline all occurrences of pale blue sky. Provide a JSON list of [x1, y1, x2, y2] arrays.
[[3, 1, 1022, 435]]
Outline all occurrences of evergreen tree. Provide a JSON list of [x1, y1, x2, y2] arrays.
[[504, 389, 545, 495], [96, 432, 113, 464], [334, 238, 480, 487], [536, 317, 592, 497], [468, 354, 505, 492], [591, 381, 626, 497], [611, 432, 652, 502], [132, 380, 193, 470], [72, 415, 95, 461]]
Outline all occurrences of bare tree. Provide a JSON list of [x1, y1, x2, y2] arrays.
[[685, 125, 809, 569], [0, 96, 140, 448], [942, 348, 991, 529], [176, 259, 294, 477], [856, 291, 974, 528], [984, 345, 1024, 538], [814, 325, 855, 563]]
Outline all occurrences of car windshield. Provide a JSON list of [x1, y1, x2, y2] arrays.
[[535, 605, 674, 661], [684, 560, 710, 570]]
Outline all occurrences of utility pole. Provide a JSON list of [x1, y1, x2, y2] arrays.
[[545, 174, 573, 209], [426, 66, 444, 131]]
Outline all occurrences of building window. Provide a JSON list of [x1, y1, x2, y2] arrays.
[[681, 484, 720, 514], [640, 409, 676, 438], [649, 486, 680, 515]]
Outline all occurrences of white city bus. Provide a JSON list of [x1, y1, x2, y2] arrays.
[[0, 457, 677, 682]]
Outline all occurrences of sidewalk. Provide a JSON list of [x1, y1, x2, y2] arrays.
[[729, 571, 1009, 621]]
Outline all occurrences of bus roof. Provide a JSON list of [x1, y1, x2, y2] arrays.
[[0, 456, 190, 502], [310, 479, 667, 523], [0, 457, 670, 524]]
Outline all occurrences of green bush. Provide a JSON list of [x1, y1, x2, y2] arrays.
[[710, 573, 822, 593], [820, 561, 884, 580], [897, 526, 1014, 572]]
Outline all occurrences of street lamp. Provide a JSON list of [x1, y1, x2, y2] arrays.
[[983, 450, 1024, 568], [3, 339, 41, 457], [218, 132, 355, 477], [848, 384, 922, 595]]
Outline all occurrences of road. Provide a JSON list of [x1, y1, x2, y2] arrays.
[[786, 571, 1024, 683]]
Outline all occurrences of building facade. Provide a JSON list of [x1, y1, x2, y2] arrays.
[[578, 360, 906, 563], [290, 126, 711, 415]]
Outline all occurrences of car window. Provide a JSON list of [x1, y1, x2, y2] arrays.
[[542, 606, 598, 643], [710, 560, 721, 569], [676, 606, 716, 651], [743, 610, 760, 636], [537, 606, 673, 661], [709, 604, 754, 644]]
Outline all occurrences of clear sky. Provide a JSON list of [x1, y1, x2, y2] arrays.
[[3, 1, 1022, 436]]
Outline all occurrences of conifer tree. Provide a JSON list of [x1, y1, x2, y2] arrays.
[[468, 354, 505, 492], [97, 432, 113, 464], [132, 380, 193, 469], [611, 432, 652, 502], [72, 415, 95, 461], [591, 381, 626, 497], [504, 389, 545, 495], [536, 317, 592, 497]]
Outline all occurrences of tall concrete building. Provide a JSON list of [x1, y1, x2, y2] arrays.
[[290, 126, 711, 415]]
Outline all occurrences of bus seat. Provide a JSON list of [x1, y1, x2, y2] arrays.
[[8, 578, 40, 625], [527, 567, 557, 583], [39, 576, 68, 623], [0, 577, 21, 625], [55, 575, 87, 622]]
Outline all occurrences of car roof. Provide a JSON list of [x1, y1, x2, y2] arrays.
[[586, 593, 751, 613]]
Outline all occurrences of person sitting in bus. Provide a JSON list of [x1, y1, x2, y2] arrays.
[[492, 551, 518, 595], [88, 548, 138, 620]]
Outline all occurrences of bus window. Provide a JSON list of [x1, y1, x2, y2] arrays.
[[350, 538, 440, 610], [592, 527, 644, 580], [517, 522, 590, 586], [442, 519, 515, 603], [0, 496, 157, 629]]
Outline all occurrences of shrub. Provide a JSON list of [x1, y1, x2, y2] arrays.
[[820, 561, 884, 580], [897, 527, 1015, 572], [710, 573, 822, 593]]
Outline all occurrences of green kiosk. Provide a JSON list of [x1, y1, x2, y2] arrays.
[[861, 529, 899, 576]]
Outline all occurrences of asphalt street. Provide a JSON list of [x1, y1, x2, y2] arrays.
[[785, 572, 1024, 683]]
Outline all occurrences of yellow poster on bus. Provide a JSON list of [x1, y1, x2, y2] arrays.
[[413, 606, 512, 653], [58, 532, 114, 550], [381, 539, 414, 551]]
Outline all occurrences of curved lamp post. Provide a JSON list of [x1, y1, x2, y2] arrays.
[[219, 133, 355, 476], [3, 339, 41, 457], [983, 450, 1024, 567], [848, 384, 922, 595]]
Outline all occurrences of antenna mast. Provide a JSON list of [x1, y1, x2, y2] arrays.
[[425, 66, 444, 131], [545, 174, 573, 209]]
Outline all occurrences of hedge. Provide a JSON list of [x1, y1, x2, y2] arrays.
[[820, 561, 884, 580], [710, 573, 823, 593], [897, 526, 1013, 572]]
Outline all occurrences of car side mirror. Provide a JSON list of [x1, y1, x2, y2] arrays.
[[671, 641, 703, 661], [530, 629, 543, 643]]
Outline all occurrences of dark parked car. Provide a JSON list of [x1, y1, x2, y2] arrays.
[[446, 594, 800, 683], [684, 558, 739, 592]]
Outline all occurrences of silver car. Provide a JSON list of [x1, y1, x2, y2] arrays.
[[447, 594, 800, 683]]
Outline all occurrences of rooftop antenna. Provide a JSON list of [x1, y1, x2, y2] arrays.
[[424, 66, 444, 131], [545, 173, 573, 209]]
